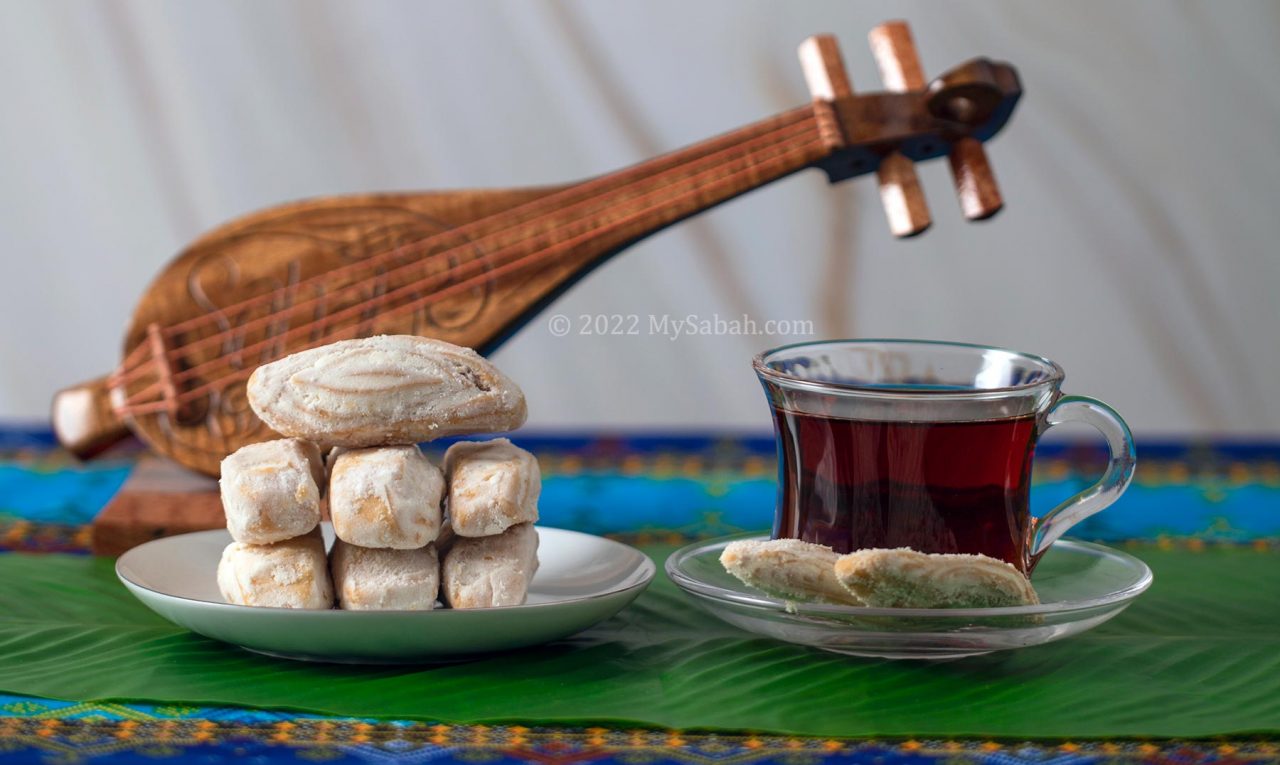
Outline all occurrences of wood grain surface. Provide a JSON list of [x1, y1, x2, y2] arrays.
[[52, 31, 1022, 477]]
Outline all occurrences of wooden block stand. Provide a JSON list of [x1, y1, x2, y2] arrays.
[[91, 456, 224, 556]]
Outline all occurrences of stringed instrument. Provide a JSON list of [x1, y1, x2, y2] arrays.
[[53, 22, 1021, 476]]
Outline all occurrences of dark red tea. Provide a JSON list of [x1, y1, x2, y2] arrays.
[[772, 409, 1040, 573]]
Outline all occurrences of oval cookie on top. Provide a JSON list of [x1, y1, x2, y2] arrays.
[[246, 335, 527, 447]]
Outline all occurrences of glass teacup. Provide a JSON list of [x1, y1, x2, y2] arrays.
[[754, 339, 1135, 574]]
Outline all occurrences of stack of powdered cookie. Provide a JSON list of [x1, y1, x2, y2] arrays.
[[215, 334, 541, 611]]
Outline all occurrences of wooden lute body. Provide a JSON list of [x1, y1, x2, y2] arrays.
[[52, 25, 1022, 476]]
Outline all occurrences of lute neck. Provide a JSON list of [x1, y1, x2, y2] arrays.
[[526, 104, 831, 263], [108, 104, 835, 417]]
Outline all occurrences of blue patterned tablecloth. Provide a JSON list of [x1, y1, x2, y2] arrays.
[[0, 426, 1277, 764]]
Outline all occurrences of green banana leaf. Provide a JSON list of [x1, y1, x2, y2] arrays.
[[0, 545, 1276, 739]]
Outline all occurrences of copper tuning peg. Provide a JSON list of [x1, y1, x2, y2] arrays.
[[867, 21, 932, 237], [928, 58, 1016, 221], [800, 32, 931, 238], [946, 136, 1002, 220], [800, 23, 1015, 236]]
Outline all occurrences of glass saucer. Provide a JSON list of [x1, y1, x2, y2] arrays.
[[666, 534, 1152, 660]]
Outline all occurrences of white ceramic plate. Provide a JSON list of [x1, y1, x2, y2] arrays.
[[668, 534, 1153, 660], [117, 525, 655, 664]]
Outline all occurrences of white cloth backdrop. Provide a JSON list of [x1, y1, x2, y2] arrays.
[[1, 0, 1277, 435]]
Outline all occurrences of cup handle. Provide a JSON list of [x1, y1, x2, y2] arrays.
[[1030, 395, 1137, 557]]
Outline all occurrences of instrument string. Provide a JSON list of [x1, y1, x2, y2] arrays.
[[114, 118, 825, 412], [119, 132, 824, 408], [120, 136, 823, 414], [111, 110, 819, 390], [122, 105, 815, 361], [110, 110, 800, 382]]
